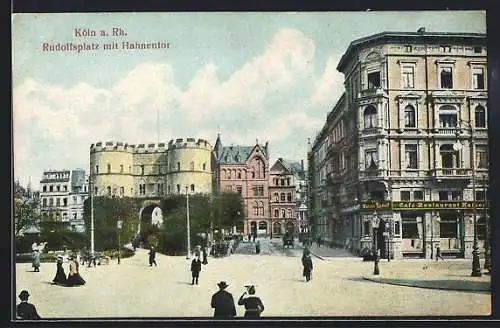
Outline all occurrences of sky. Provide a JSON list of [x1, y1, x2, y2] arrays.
[[12, 11, 486, 190]]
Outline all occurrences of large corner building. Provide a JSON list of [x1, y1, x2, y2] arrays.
[[308, 30, 488, 259]]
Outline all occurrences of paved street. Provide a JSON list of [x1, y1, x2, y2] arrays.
[[15, 244, 491, 319]]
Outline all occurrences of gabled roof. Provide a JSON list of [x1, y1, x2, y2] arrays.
[[218, 145, 255, 164], [271, 158, 306, 179]]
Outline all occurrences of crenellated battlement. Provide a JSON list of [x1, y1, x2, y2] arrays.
[[90, 138, 212, 154]]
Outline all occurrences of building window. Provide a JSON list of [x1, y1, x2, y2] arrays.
[[42, 198, 47, 206], [157, 184, 163, 195], [363, 221, 370, 236], [177, 162, 180, 171], [405, 144, 418, 169], [227, 170, 231, 179], [440, 217, 458, 238], [402, 216, 419, 239], [49, 198, 54, 206], [95, 165, 99, 174], [237, 171, 241, 179], [139, 184, 146, 195], [472, 67, 485, 90], [177, 184, 180, 193], [49, 185, 53, 192], [274, 193, 279, 202], [94, 187, 98, 195], [203, 162, 206, 171], [55, 198, 60, 206], [63, 198, 67, 206], [57, 185, 60, 192], [280, 193, 285, 202], [476, 147, 488, 169], [287, 193, 292, 202], [120, 165, 124, 173], [190, 162, 194, 171], [253, 203, 259, 216], [402, 65, 415, 88], [404, 105, 416, 127], [287, 209, 292, 218], [405, 45, 412, 52], [107, 164, 111, 173], [363, 105, 377, 128], [281, 209, 286, 218], [274, 209, 279, 217], [440, 67, 453, 89], [236, 185, 242, 194], [120, 187, 124, 196], [365, 149, 378, 169], [107, 186, 112, 196], [413, 191, 424, 200], [43, 186, 47, 192], [475, 105, 486, 128], [439, 113, 457, 128], [367, 71, 381, 89], [191, 184, 195, 192], [474, 46, 482, 53], [400, 191, 411, 201], [440, 144, 460, 168]]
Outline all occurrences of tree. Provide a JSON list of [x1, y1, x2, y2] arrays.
[[212, 192, 244, 231], [14, 181, 40, 237]]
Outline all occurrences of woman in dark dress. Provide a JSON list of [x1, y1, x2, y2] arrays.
[[52, 256, 67, 285], [66, 255, 85, 286], [238, 285, 264, 317], [302, 253, 313, 282]]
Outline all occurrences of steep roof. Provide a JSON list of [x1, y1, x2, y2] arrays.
[[271, 158, 306, 179], [218, 145, 255, 164]]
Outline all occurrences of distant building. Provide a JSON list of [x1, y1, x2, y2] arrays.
[[214, 134, 270, 236], [268, 158, 308, 236], [39, 169, 89, 232]]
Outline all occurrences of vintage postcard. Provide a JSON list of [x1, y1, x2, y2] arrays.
[[12, 11, 490, 320]]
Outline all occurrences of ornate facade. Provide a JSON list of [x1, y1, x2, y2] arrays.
[[309, 30, 488, 259]]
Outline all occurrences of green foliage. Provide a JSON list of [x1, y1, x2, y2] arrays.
[[14, 181, 41, 237], [212, 192, 244, 230], [41, 231, 88, 252]]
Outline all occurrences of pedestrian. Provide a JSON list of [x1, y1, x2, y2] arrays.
[[31, 248, 41, 272], [316, 236, 322, 248], [252, 233, 256, 243], [66, 255, 85, 286], [210, 281, 236, 318], [52, 255, 67, 285], [16, 290, 41, 320], [191, 255, 202, 285], [255, 240, 260, 254], [149, 246, 157, 266], [302, 253, 313, 282], [248, 233, 251, 242], [202, 246, 208, 265], [238, 285, 265, 317], [436, 246, 444, 261]]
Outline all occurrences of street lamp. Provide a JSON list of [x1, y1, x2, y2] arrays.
[[384, 221, 390, 262], [483, 174, 490, 273], [89, 175, 95, 256], [372, 211, 380, 275], [185, 186, 191, 259], [454, 120, 481, 277], [117, 219, 123, 265]]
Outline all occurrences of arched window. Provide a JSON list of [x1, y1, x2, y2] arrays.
[[227, 170, 231, 179], [475, 105, 486, 128], [287, 193, 292, 202], [259, 201, 264, 216], [274, 209, 279, 217], [404, 105, 416, 127], [439, 105, 457, 128], [364, 105, 377, 128], [253, 202, 259, 216], [440, 144, 460, 169], [280, 193, 285, 202], [237, 171, 242, 179], [281, 209, 286, 218], [287, 209, 292, 218], [274, 193, 279, 202], [202, 162, 206, 170]]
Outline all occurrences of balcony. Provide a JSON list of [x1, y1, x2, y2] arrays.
[[359, 168, 388, 181], [358, 87, 386, 98], [429, 168, 472, 179], [361, 127, 384, 136]]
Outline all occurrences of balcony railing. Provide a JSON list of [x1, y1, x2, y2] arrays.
[[429, 168, 472, 178], [358, 87, 386, 98]]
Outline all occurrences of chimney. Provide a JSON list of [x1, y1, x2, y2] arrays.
[[417, 27, 426, 34]]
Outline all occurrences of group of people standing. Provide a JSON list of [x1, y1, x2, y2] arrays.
[[52, 254, 86, 287], [31, 242, 47, 272], [211, 281, 265, 318]]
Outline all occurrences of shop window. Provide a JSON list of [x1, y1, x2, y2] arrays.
[[439, 217, 458, 238], [402, 217, 419, 239], [400, 191, 411, 201], [363, 221, 370, 236]]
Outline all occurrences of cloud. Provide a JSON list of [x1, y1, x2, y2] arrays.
[[13, 28, 342, 189]]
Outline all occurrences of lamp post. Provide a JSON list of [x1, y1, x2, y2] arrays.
[[89, 175, 95, 256], [117, 219, 123, 265], [372, 211, 380, 275], [384, 221, 390, 262], [430, 212, 441, 259], [455, 120, 481, 277], [483, 174, 490, 273], [186, 186, 191, 259]]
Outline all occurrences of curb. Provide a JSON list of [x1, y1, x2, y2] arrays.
[[362, 276, 491, 293]]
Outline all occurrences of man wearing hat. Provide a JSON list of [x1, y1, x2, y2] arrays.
[[16, 290, 41, 320], [238, 285, 265, 317], [210, 281, 236, 318]]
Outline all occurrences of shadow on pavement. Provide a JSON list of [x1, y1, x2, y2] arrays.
[[364, 277, 490, 294]]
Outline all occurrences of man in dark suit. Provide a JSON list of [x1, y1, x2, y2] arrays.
[[16, 290, 41, 320], [148, 246, 157, 266], [210, 281, 236, 318], [191, 255, 202, 285]]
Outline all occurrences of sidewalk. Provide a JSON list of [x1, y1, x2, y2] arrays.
[[362, 259, 491, 293], [296, 241, 357, 260]]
